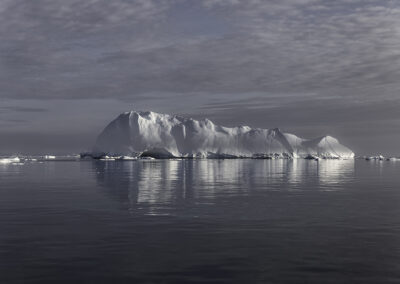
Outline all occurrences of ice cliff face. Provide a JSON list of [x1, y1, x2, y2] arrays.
[[93, 111, 354, 159]]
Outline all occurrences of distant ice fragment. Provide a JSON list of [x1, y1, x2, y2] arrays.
[[139, 156, 155, 160], [365, 155, 385, 161], [116, 156, 137, 161], [99, 156, 116, 161], [44, 155, 56, 160], [0, 157, 20, 164]]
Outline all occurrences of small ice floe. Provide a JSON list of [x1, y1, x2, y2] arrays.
[[387, 157, 399, 162], [116, 156, 137, 161], [139, 156, 155, 160], [99, 156, 116, 161], [44, 155, 56, 160], [0, 157, 21, 164], [366, 155, 385, 161]]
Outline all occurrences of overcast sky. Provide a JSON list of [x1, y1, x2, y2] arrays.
[[1, 0, 399, 155]]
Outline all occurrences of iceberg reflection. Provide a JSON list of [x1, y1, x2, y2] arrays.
[[317, 159, 355, 187], [286, 159, 355, 189], [93, 159, 355, 214]]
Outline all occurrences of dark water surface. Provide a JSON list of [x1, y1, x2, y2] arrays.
[[1, 159, 400, 283]]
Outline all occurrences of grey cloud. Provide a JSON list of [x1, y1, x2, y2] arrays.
[[1, 0, 399, 100], [0, 0, 399, 154], [0, 0, 169, 35]]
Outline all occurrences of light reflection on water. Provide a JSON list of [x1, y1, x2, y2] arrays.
[[93, 159, 355, 215]]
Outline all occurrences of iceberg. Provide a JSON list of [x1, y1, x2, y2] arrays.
[[0, 157, 21, 164], [92, 111, 354, 159]]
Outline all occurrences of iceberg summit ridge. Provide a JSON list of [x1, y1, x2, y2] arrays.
[[92, 110, 354, 159]]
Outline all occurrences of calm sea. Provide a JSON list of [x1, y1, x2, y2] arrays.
[[1, 159, 400, 283]]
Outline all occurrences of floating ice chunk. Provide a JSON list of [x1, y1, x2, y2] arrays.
[[116, 156, 137, 160], [387, 157, 399, 161], [0, 157, 20, 164], [44, 155, 56, 160], [139, 156, 155, 160], [366, 155, 386, 161], [99, 156, 116, 161]]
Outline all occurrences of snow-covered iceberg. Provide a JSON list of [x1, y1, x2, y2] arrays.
[[92, 111, 354, 159]]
